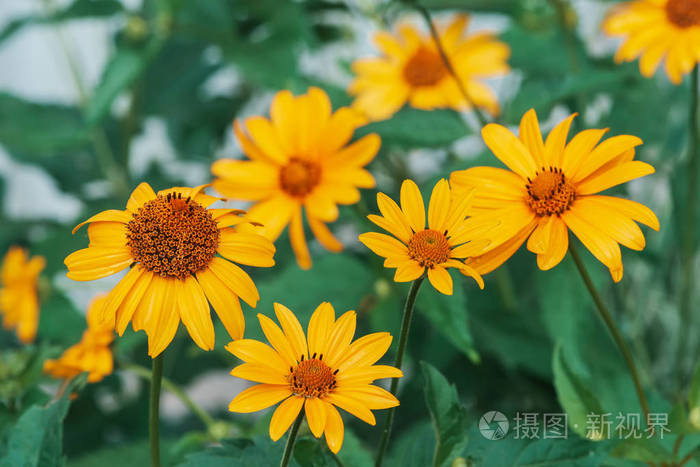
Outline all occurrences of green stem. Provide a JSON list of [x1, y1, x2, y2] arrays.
[[122, 362, 216, 430], [375, 276, 425, 467], [149, 354, 164, 467], [280, 411, 304, 467], [679, 65, 699, 381], [412, 2, 489, 127], [568, 241, 650, 422]]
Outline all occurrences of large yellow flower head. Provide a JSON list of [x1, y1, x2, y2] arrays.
[[65, 182, 276, 357], [44, 295, 114, 383], [349, 14, 510, 121], [227, 302, 402, 454], [0, 246, 45, 343], [211, 87, 379, 270], [450, 109, 660, 282], [359, 179, 485, 295], [603, 0, 700, 84]]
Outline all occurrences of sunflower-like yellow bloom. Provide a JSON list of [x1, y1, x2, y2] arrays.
[[358, 179, 485, 295], [603, 0, 700, 84], [227, 302, 401, 454], [44, 295, 114, 383], [65, 182, 276, 357], [0, 247, 45, 343], [211, 87, 379, 270], [349, 14, 510, 121], [450, 109, 660, 282]]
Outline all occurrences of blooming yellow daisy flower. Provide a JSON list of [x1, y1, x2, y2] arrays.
[[0, 247, 45, 343], [227, 302, 402, 454], [450, 109, 660, 282], [44, 295, 114, 383], [358, 179, 485, 295], [65, 182, 275, 357], [211, 87, 379, 270], [349, 14, 510, 121], [603, 0, 700, 84]]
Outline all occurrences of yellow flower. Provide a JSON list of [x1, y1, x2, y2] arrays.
[[44, 295, 114, 383], [227, 302, 401, 454], [603, 0, 700, 84], [450, 109, 660, 282], [358, 179, 485, 295], [349, 14, 510, 121], [0, 247, 45, 343], [211, 87, 379, 270], [65, 182, 276, 357]]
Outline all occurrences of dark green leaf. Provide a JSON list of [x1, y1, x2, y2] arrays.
[[178, 437, 291, 467]]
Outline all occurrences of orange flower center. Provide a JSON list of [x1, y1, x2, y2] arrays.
[[279, 158, 321, 197], [407, 229, 451, 268], [126, 192, 219, 279], [289, 355, 337, 398], [403, 47, 447, 87], [526, 167, 576, 216], [666, 0, 700, 27]]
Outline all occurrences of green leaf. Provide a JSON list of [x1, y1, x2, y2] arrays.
[[421, 362, 469, 467], [609, 438, 671, 464], [292, 437, 334, 467], [85, 39, 163, 125], [416, 281, 479, 363], [356, 108, 469, 148], [178, 437, 291, 467], [552, 344, 606, 440], [690, 360, 700, 410]]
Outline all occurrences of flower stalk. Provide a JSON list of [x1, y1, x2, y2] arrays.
[[149, 354, 164, 467], [568, 240, 650, 422], [375, 276, 425, 467], [280, 411, 304, 467]]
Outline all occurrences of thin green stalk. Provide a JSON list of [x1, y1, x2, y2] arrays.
[[375, 276, 425, 467], [412, 2, 489, 128], [679, 65, 699, 381], [568, 241, 650, 422], [122, 362, 216, 430], [150, 354, 164, 467], [280, 411, 304, 467]]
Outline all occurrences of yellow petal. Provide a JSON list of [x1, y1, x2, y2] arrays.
[[373, 191, 413, 242], [536, 218, 569, 271], [225, 339, 289, 375], [116, 269, 154, 336], [587, 195, 659, 231], [481, 123, 537, 179], [393, 260, 424, 282], [324, 393, 375, 425], [427, 179, 451, 232], [427, 266, 453, 295], [258, 313, 298, 368], [101, 265, 145, 327], [336, 385, 399, 409], [308, 302, 335, 359], [144, 278, 180, 357], [207, 257, 259, 307], [543, 113, 577, 167], [465, 219, 537, 275], [289, 207, 311, 270], [228, 384, 291, 413], [269, 395, 304, 441], [336, 365, 403, 386], [570, 134, 643, 182], [196, 267, 245, 340], [218, 230, 276, 267], [65, 247, 132, 281], [305, 397, 328, 438], [87, 222, 126, 248], [72, 209, 131, 234], [518, 109, 545, 167], [274, 303, 308, 361], [178, 276, 215, 351], [245, 116, 289, 165], [308, 216, 343, 253], [358, 232, 408, 259], [560, 128, 609, 177], [323, 403, 345, 454], [336, 332, 392, 372], [126, 182, 157, 213], [576, 161, 655, 195], [231, 362, 288, 385], [400, 179, 425, 232], [323, 310, 356, 368]]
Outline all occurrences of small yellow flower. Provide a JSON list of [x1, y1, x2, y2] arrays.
[[359, 179, 485, 295], [227, 302, 402, 454], [349, 14, 510, 121], [450, 109, 660, 282], [0, 247, 45, 343], [211, 87, 379, 270], [65, 182, 276, 357], [603, 0, 700, 84], [44, 295, 114, 383]]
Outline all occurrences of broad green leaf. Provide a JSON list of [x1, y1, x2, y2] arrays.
[[178, 437, 292, 467], [292, 437, 334, 467], [356, 108, 469, 148], [609, 438, 671, 464], [416, 281, 479, 363], [421, 362, 469, 467], [552, 344, 606, 440], [386, 423, 435, 467]]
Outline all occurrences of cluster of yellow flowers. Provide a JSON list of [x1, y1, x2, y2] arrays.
[[3, 2, 693, 456]]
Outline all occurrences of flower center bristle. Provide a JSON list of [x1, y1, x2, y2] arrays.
[[279, 158, 321, 197], [666, 0, 700, 28], [526, 167, 576, 216], [403, 47, 447, 87], [407, 229, 451, 268], [289, 355, 337, 398], [126, 192, 219, 280]]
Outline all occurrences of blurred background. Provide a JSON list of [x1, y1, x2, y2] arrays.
[[0, 0, 696, 465]]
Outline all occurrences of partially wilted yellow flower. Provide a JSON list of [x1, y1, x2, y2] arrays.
[[603, 0, 700, 84], [212, 87, 379, 270], [349, 14, 510, 121], [44, 295, 114, 383], [450, 109, 660, 282], [359, 179, 485, 295], [0, 247, 45, 343], [227, 302, 402, 454], [65, 182, 275, 357]]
